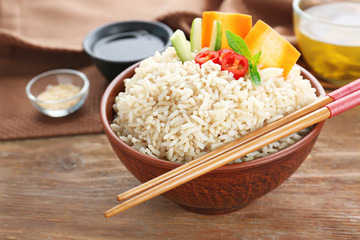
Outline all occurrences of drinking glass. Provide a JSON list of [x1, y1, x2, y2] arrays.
[[293, 0, 360, 87]]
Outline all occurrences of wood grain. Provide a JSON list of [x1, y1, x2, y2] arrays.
[[0, 106, 359, 240]]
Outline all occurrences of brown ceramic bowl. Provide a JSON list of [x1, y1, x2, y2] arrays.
[[100, 63, 325, 214]]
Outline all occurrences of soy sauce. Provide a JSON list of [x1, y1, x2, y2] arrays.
[[93, 30, 165, 61]]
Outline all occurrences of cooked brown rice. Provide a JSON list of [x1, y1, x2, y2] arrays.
[[110, 47, 317, 164]]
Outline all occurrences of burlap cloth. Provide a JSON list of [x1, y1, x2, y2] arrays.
[[0, 0, 295, 141]]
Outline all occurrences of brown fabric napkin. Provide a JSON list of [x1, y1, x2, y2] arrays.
[[0, 0, 295, 140], [0, 46, 106, 140]]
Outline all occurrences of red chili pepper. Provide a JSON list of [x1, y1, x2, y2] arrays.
[[218, 49, 235, 62], [194, 51, 219, 66], [220, 53, 249, 79]]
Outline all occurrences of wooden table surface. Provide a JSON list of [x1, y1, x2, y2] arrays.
[[1, 105, 359, 240]]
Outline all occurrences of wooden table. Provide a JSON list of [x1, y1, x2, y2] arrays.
[[1, 106, 359, 240]]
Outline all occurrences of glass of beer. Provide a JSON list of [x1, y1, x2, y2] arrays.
[[293, 0, 360, 87]]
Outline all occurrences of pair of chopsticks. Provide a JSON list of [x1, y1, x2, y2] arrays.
[[105, 79, 360, 218]]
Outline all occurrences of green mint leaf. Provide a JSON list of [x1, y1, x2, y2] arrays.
[[249, 62, 261, 86], [226, 30, 262, 85], [252, 51, 261, 66], [225, 31, 252, 60]]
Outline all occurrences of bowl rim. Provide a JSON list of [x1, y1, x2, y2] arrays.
[[25, 68, 90, 105], [83, 20, 174, 64], [100, 62, 326, 172], [292, 0, 360, 28]]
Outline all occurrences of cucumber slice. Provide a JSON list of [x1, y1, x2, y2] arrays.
[[209, 20, 222, 51], [190, 18, 202, 52], [170, 29, 193, 63]]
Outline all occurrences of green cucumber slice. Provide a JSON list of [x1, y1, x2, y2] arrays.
[[209, 20, 222, 51], [190, 18, 202, 52], [170, 29, 193, 63]]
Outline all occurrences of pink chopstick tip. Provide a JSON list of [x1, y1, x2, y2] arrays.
[[326, 90, 360, 118], [327, 79, 360, 101]]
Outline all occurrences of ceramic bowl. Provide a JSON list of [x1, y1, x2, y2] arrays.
[[100, 63, 325, 214], [26, 69, 89, 117], [83, 20, 173, 81]]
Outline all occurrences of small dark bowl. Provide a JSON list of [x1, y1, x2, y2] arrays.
[[83, 21, 173, 81], [100, 63, 325, 214]]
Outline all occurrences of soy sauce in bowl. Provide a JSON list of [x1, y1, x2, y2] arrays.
[[93, 30, 165, 62], [83, 21, 173, 81]]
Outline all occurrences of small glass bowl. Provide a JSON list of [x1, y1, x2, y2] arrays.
[[26, 69, 90, 117]]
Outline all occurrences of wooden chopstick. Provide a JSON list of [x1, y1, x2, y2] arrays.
[[105, 107, 331, 217], [116, 96, 332, 201], [106, 80, 360, 218]]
